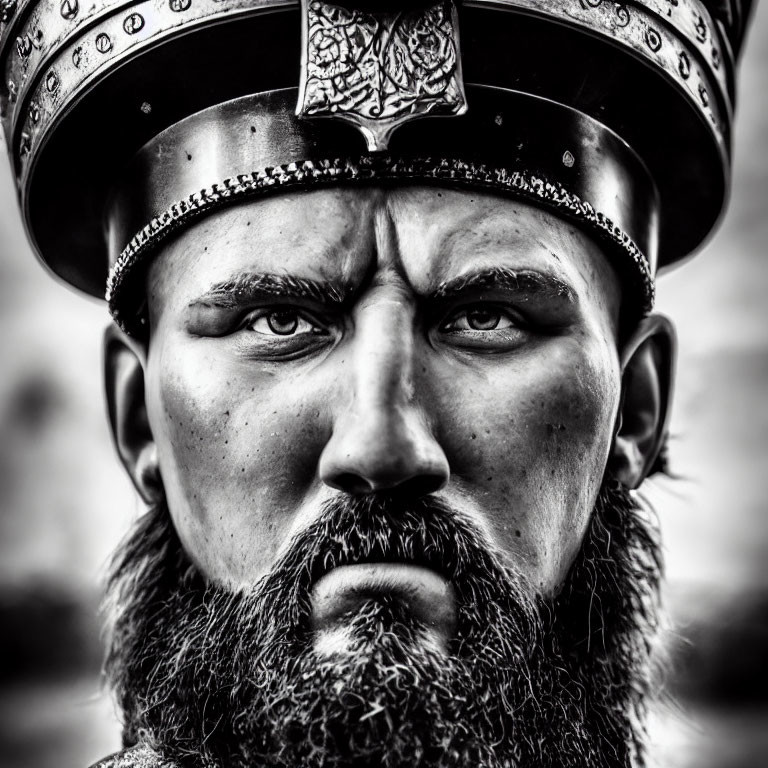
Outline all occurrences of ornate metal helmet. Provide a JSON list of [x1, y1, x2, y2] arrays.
[[0, 0, 754, 335]]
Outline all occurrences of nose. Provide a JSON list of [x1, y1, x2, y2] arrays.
[[318, 289, 450, 496]]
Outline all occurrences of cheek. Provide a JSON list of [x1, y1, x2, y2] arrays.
[[146, 340, 326, 585], [435, 339, 620, 591]]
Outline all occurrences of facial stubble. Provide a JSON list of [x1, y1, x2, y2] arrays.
[[104, 481, 661, 768]]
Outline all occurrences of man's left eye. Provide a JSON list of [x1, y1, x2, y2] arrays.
[[442, 306, 517, 333], [246, 309, 320, 336]]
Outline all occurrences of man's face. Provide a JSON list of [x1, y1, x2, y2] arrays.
[[144, 186, 623, 599], [107, 186, 663, 767]]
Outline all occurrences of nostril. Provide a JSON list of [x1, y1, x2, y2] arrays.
[[397, 473, 447, 497], [326, 470, 447, 497], [329, 472, 376, 494]]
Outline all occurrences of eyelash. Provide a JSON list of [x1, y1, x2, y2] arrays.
[[228, 301, 536, 369], [440, 304, 525, 333], [238, 304, 523, 334], [241, 308, 329, 336]]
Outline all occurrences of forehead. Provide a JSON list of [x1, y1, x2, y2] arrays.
[[146, 185, 621, 321]]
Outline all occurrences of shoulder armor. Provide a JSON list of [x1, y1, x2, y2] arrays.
[[90, 743, 179, 768]]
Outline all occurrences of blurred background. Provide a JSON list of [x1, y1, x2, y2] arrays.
[[1, 5, 767, 767]]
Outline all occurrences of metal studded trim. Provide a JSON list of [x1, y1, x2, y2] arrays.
[[2, 0, 728, 183], [106, 155, 655, 336]]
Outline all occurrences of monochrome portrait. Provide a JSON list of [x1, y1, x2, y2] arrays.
[[0, 1, 765, 767]]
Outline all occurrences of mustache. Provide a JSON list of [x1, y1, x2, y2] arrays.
[[256, 493, 537, 630], [280, 493, 493, 578]]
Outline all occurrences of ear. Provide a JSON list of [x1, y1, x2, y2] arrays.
[[610, 314, 676, 489], [103, 324, 163, 504]]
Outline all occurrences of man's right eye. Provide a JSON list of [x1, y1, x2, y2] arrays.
[[245, 309, 322, 337], [228, 306, 336, 359]]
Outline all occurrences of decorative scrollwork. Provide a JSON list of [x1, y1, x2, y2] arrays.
[[297, 0, 467, 151], [0, 0, 16, 25], [645, 26, 662, 52], [60, 0, 79, 21], [15, 34, 31, 59], [694, 12, 707, 42], [123, 13, 145, 35], [95, 32, 112, 53], [614, 4, 631, 27], [45, 71, 59, 93]]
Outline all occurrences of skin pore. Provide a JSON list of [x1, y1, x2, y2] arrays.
[[134, 186, 625, 597]]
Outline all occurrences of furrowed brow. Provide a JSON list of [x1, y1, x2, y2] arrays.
[[190, 272, 349, 309], [431, 267, 576, 304]]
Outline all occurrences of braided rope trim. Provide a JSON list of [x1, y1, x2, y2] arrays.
[[107, 155, 655, 335]]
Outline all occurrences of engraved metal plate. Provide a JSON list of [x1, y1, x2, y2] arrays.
[[296, 0, 468, 152]]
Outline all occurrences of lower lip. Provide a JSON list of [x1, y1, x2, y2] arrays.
[[310, 563, 456, 636]]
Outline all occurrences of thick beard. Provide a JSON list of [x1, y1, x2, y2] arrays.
[[103, 480, 661, 768]]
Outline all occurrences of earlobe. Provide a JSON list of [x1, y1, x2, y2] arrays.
[[610, 314, 676, 489], [103, 324, 163, 504]]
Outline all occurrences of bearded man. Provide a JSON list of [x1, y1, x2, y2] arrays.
[[0, 0, 754, 766]]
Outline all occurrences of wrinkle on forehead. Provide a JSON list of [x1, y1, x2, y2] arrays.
[[385, 188, 621, 323], [385, 187, 617, 290], [147, 185, 623, 337]]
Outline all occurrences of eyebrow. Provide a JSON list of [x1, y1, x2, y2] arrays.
[[431, 267, 576, 304], [190, 272, 350, 309]]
